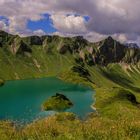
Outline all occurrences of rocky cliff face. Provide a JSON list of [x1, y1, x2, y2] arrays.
[[0, 30, 139, 66], [90, 36, 140, 65]]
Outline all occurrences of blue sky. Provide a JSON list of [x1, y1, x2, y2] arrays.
[[27, 14, 57, 33], [0, 16, 9, 25], [27, 14, 89, 34]]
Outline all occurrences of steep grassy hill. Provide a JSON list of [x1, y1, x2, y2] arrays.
[[0, 30, 140, 140]]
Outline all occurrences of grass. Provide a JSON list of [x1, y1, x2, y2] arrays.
[[0, 64, 140, 140], [0, 63, 139, 140], [0, 113, 139, 140], [42, 93, 73, 111], [0, 47, 74, 80], [0, 47, 140, 139]]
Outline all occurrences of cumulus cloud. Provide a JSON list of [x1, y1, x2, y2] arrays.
[[33, 29, 46, 36], [51, 14, 87, 34], [84, 32, 107, 43], [86, 0, 140, 35], [0, 0, 140, 44], [0, 20, 7, 31]]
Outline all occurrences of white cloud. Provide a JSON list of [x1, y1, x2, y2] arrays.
[[0, 0, 140, 44], [0, 20, 7, 31], [84, 32, 107, 42], [86, 0, 140, 35], [112, 34, 128, 43], [8, 16, 27, 34], [33, 29, 46, 36], [51, 14, 87, 34]]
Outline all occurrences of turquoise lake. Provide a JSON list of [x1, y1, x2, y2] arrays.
[[0, 77, 95, 124]]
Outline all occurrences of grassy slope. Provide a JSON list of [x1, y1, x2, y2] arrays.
[[0, 63, 140, 140], [0, 40, 140, 139], [91, 64, 140, 119], [61, 63, 140, 117], [0, 63, 140, 139], [0, 46, 75, 80]]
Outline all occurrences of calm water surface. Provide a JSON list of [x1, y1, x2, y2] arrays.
[[0, 77, 95, 123]]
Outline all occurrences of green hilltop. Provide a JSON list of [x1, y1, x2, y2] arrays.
[[0, 30, 140, 139]]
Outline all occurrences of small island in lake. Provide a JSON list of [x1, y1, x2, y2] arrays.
[[42, 93, 73, 111]]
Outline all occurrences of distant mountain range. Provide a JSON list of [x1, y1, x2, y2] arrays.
[[0, 30, 139, 66], [0, 30, 139, 81]]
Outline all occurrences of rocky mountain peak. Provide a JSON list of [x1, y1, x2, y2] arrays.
[[103, 36, 116, 45]]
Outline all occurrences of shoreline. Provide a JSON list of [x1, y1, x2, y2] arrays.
[[0, 76, 96, 125]]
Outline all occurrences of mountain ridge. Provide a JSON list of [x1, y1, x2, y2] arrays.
[[0, 31, 140, 140], [0, 30, 140, 65], [0, 30, 139, 82]]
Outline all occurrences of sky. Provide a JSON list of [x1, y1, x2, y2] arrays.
[[0, 0, 140, 44]]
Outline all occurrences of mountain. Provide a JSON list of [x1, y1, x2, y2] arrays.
[[0, 30, 140, 139], [126, 43, 139, 48], [0, 31, 139, 64], [0, 30, 139, 82]]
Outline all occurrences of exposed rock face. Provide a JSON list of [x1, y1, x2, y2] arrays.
[[0, 30, 13, 48], [123, 47, 140, 63], [72, 36, 140, 66], [23, 36, 43, 45], [9, 37, 22, 54], [126, 43, 139, 48], [0, 30, 139, 66], [95, 36, 126, 64], [30, 36, 42, 45], [16, 41, 32, 55], [58, 45, 71, 54]]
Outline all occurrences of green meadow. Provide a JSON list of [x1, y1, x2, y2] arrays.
[[0, 31, 140, 140]]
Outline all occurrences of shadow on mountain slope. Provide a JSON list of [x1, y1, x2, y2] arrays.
[[100, 69, 140, 93]]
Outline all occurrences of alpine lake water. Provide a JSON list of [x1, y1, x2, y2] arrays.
[[0, 77, 95, 124]]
